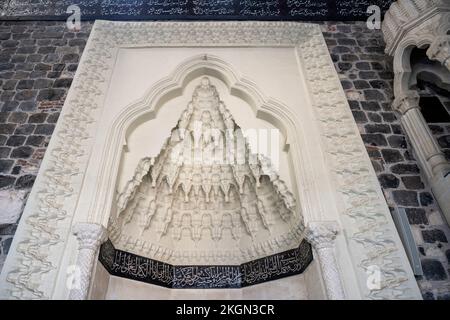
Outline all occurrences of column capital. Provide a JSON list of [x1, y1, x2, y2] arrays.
[[73, 222, 107, 250], [392, 91, 420, 116], [427, 36, 450, 70], [305, 221, 339, 249]]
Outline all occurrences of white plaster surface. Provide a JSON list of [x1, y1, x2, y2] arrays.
[[105, 273, 309, 300]]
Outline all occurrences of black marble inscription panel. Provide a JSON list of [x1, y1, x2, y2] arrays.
[[1, 1, 394, 21], [99, 239, 313, 288]]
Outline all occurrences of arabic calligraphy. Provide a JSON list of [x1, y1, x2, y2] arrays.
[[100, 0, 144, 15], [336, 0, 392, 17], [193, 0, 234, 15], [3, 0, 395, 20], [146, 0, 189, 15], [99, 239, 313, 288], [239, 0, 280, 17]]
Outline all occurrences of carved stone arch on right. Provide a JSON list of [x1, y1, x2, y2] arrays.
[[383, 0, 450, 225]]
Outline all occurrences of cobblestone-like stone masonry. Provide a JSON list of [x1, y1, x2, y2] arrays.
[[321, 21, 450, 300], [0, 21, 93, 272], [0, 20, 449, 299]]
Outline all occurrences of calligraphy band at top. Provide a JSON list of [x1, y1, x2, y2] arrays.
[[2, 0, 393, 21]]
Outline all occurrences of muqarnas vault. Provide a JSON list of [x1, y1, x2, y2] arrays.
[[102, 77, 312, 288]]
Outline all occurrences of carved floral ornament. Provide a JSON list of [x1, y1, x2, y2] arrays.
[[0, 21, 420, 300]]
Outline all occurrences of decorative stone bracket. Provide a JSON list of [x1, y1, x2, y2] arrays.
[[427, 36, 450, 71], [68, 223, 107, 300], [305, 221, 345, 300]]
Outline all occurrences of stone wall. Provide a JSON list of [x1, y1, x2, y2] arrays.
[[0, 20, 449, 299], [321, 21, 450, 300], [0, 21, 93, 271], [417, 81, 450, 162]]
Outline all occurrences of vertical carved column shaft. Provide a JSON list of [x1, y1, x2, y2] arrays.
[[69, 223, 107, 300], [427, 36, 450, 71], [306, 221, 345, 300], [394, 91, 450, 225], [393, 92, 450, 180]]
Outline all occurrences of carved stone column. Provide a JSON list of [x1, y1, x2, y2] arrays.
[[394, 91, 450, 179], [393, 91, 450, 224], [306, 221, 345, 300], [427, 36, 450, 71], [68, 223, 107, 300]]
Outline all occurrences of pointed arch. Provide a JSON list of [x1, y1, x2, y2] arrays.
[[89, 54, 302, 225]]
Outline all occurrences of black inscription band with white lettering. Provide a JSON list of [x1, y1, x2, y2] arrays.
[[98, 239, 313, 288], [2, 0, 393, 22]]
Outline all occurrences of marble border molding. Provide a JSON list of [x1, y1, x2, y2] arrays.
[[0, 21, 421, 300], [98, 239, 313, 289]]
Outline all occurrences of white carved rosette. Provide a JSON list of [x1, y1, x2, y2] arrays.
[[306, 221, 345, 300], [69, 223, 107, 300]]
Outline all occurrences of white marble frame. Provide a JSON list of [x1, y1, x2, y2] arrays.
[[0, 21, 421, 300]]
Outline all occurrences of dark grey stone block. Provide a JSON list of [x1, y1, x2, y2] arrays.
[[26, 135, 44, 147], [361, 134, 387, 146], [402, 176, 425, 190], [378, 174, 399, 189], [37, 88, 65, 101], [422, 259, 447, 281], [381, 149, 403, 163], [28, 113, 47, 123], [34, 124, 55, 135], [392, 190, 419, 206], [352, 110, 367, 123], [422, 230, 448, 243], [365, 124, 391, 134], [364, 89, 386, 101], [6, 135, 26, 147], [0, 160, 14, 174], [14, 124, 35, 135], [0, 175, 15, 188], [387, 135, 407, 149], [405, 208, 428, 225], [15, 174, 36, 189], [10, 146, 33, 158]]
